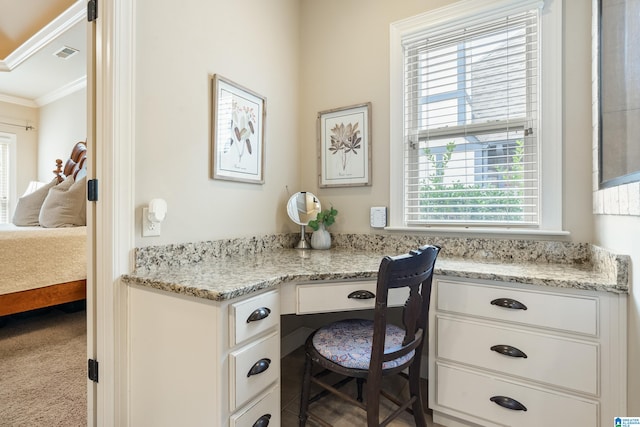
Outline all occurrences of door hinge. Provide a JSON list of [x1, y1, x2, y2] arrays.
[[88, 359, 99, 383], [87, 0, 98, 22], [88, 179, 98, 201]]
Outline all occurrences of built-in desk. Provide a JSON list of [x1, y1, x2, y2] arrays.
[[122, 243, 629, 427]]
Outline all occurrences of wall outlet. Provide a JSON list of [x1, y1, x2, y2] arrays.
[[142, 207, 161, 237], [370, 207, 387, 228]]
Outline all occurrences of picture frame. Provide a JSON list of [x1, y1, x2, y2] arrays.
[[596, 0, 640, 189], [211, 74, 266, 184], [317, 102, 371, 187]]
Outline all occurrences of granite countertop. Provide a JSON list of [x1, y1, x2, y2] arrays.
[[121, 244, 629, 302]]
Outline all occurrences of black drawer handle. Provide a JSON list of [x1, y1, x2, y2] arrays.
[[252, 414, 271, 427], [490, 298, 527, 310], [490, 344, 528, 358], [490, 395, 527, 411], [247, 307, 271, 323], [348, 290, 375, 299], [247, 358, 271, 377]]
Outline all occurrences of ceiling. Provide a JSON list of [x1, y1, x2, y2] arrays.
[[0, 0, 86, 105]]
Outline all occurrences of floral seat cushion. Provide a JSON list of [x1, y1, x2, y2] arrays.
[[311, 318, 414, 370]]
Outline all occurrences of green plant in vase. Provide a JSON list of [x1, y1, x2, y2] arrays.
[[308, 207, 338, 231], [308, 207, 338, 249]]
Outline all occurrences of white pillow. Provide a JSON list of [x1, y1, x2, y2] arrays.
[[39, 176, 87, 228], [12, 178, 58, 226]]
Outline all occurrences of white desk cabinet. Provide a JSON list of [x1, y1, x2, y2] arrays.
[[129, 285, 280, 427], [428, 278, 627, 427]]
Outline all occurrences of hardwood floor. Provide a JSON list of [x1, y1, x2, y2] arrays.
[[280, 346, 443, 426]]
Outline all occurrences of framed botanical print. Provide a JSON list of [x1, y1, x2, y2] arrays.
[[317, 102, 372, 188], [211, 74, 266, 184]]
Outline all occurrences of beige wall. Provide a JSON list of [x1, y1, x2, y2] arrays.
[[134, 0, 300, 246], [298, 0, 594, 242], [38, 88, 87, 182], [133, 0, 595, 244], [129, 0, 637, 412], [0, 101, 38, 197]]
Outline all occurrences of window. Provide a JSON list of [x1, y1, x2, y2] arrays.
[[390, 0, 563, 233], [0, 133, 17, 224]]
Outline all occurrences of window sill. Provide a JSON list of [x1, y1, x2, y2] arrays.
[[384, 226, 571, 238]]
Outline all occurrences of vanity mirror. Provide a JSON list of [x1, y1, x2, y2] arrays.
[[287, 191, 321, 249]]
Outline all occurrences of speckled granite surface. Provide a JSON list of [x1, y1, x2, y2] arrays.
[[121, 234, 630, 301]]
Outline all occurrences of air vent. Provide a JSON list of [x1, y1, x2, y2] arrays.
[[53, 46, 79, 59]]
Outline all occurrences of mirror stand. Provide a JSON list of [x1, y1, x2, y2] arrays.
[[295, 224, 311, 249], [287, 191, 321, 250]]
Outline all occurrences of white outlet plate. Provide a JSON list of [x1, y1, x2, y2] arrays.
[[142, 207, 161, 237], [370, 206, 387, 228]]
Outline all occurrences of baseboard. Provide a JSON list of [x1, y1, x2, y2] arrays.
[[281, 326, 314, 357]]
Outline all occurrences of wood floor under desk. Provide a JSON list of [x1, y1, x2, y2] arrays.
[[280, 346, 442, 427]]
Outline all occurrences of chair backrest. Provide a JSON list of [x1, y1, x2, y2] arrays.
[[369, 244, 441, 373]]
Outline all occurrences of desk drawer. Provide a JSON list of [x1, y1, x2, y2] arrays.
[[435, 363, 597, 427], [230, 384, 280, 427], [436, 280, 598, 335], [436, 316, 598, 394], [296, 281, 408, 314], [230, 290, 280, 346], [229, 331, 280, 411]]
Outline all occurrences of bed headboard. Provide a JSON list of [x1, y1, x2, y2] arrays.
[[53, 141, 87, 183]]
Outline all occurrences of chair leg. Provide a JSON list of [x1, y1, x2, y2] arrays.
[[408, 363, 427, 427], [365, 378, 381, 427], [356, 378, 364, 402], [299, 353, 313, 426]]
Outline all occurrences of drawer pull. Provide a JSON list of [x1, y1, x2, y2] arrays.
[[490, 395, 527, 411], [252, 414, 271, 427], [247, 307, 271, 323], [490, 298, 527, 310], [348, 290, 375, 300], [490, 344, 528, 358], [247, 358, 271, 377]]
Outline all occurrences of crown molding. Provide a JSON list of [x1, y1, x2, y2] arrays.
[[36, 75, 87, 106], [0, 1, 86, 72], [0, 93, 38, 108]]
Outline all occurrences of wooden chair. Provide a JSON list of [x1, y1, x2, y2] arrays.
[[299, 244, 441, 426]]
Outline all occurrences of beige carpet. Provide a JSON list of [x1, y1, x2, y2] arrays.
[[0, 306, 86, 427]]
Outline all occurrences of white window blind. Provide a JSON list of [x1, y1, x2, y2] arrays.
[[0, 141, 9, 223], [403, 6, 540, 226]]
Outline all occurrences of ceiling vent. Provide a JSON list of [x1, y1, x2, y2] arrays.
[[53, 46, 79, 59]]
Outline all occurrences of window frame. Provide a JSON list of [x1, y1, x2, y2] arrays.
[[0, 132, 17, 224], [389, 0, 565, 235]]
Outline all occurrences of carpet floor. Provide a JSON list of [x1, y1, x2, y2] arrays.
[[0, 306, 86, 427], [0, 307, 442, 426]]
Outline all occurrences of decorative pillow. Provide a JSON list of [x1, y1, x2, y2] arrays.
[[39, 176, 87, 227], [12, 178, 58, 226]]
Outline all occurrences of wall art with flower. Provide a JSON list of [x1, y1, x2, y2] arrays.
[[212, 74, 266, 184], [318, 102, 371, 187]]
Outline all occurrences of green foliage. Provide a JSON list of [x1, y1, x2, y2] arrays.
[[308, 207, 338, 231], [420, 140, 526, 222]]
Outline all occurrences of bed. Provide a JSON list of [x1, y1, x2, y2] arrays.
[[0, 141, 87, 317]]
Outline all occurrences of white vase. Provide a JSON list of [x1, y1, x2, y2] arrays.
[[310, 223, 331, 250]]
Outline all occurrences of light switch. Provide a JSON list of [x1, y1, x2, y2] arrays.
[[370, 207, 387, 228]]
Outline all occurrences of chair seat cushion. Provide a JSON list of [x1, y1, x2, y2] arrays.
[[311, 319, 414, 370]]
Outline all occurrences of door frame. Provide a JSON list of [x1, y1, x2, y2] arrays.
[[89, 0, 135, 425]]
